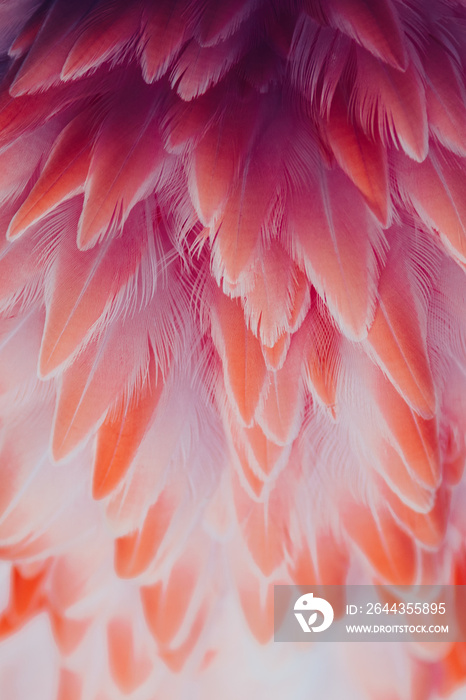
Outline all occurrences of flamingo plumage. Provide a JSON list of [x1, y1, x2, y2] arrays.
[[0, 0, 465, 698]]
